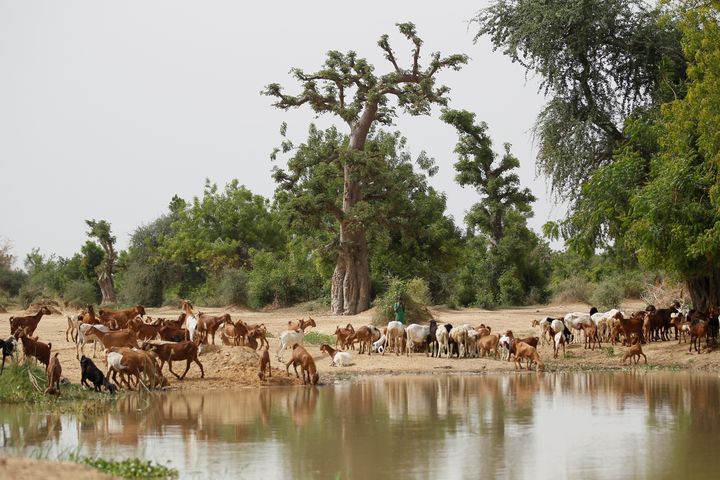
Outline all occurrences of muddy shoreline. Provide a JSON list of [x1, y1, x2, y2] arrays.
[[2, 300, 719, 394]]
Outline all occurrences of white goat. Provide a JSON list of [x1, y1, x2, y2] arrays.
[[372, 334, 387, 353], [405, 324, 430, 355], [466, 329, 480, 358], [186, 314, 199, 343], [436, 326, 450, 358], [76, 323, 111, 359], [499, 333, 512, 361], [564, 312, 592, 342], [591, 309, 624, 341], [276, 329, 304, 360], [449, 326, 469, 357], [385, 321, 406, 356]]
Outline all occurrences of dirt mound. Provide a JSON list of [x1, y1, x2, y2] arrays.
[[199, 346, 302, 388], [28, 299, 63, 315]]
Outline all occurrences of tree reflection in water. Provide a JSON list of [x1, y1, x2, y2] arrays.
[[0, 372, 719, 478]]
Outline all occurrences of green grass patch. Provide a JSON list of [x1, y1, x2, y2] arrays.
[[304, 331, 334, 345], [76, 456, 178, 479], [604, 347, 615, 357], [0, 361, 119, 411]]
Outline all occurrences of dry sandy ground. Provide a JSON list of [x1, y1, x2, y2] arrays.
[[2, 300, 720, 392], [0, 455, 116, 480]]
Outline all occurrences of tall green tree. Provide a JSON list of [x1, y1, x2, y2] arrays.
[[442, 109, 540, 301], [627, 3, 720, 309], [86, 219, 117, 304], [273, 125, 459, 306], [159, 179, 283, 273], [474, 0, 685, 200], [264, 22, 468, 315]]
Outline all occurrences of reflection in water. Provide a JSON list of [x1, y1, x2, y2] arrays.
[[1, 372, 720, 479]]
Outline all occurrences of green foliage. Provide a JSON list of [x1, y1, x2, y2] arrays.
[[441, 109, 535, 245], [63, 279, 99, 307], [263, 22, 468, 128], [551, 276, 592, 304], [475, 0, 685, 199], [247, 240, 324, 309], [117, 216, 185, 307], [0, 268, 26, 297], [216, 268, 249, 306], [160, 179, 283, 273], [18, 283, 44, 309], [76, 457, 178, 479], [372, 277, 432, 325], [590, 280, 623, 311], [304, 332, 335, 346], [0, 362, 115, 405]]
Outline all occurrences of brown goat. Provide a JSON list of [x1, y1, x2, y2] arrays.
[[514, 342, 545, 371], [9, 306, 52, 336], [258, 347, 272, 380], [583, 323, 601, 351], [288, 317, 317, 332], [619, 312, 647, 345], [128, 316, 161, 341], [98, 305, 146, 329], [15, 328, 52, 367], [285, 344, 319, 385], [479, 333, 500, 358], [689, 320, 709, 354], [621, 339, 647, 364], [347, 326, 376, 355], [142, 341, 204, 380], [334, 324, 355, 350], [45, 352, 62, 395], [106, 347, 168, 389], [159, 325, 189, 342], [87, 326, 140, 351], [198, 313, 231, 345]]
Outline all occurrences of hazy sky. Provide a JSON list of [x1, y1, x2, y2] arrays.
[[0, 1, 565, 268]]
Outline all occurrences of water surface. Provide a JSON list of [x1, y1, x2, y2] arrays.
[[2, 372, 720, 479]]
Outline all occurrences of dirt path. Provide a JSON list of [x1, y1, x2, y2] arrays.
[[2, 300, 719, 392]]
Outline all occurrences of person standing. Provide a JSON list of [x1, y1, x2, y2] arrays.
[[393, 298, 405, 324]]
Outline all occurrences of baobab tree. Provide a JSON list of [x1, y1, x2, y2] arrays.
[[264, 22, 467, 315]]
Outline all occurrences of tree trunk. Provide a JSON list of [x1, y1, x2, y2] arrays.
[[686, 269, 720, 312], [330, 104, 376, 315], [331, 225, 370, 315], [97, 271, 117, 304]]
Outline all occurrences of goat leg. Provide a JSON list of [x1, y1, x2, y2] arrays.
[[168, 360, 181, 379]]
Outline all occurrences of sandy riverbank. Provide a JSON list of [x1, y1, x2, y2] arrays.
[[2, 300, 719, 392]]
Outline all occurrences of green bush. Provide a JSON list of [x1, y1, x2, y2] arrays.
[[247, 246, 323, 309], [616, 271, 645, 299], [18, 284, 44, 309], [0, 268, 26, 296], [217, 268, 248, 306], [590, 280, 623, 310], [498, 268, 524, 306], [117, 263, 165, 307], [372, 277, 432, 325], [551, 276, 591, 304], [63, 279, 98, 307]]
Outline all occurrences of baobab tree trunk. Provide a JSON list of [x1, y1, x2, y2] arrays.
[[331, 106, 376, 315], [97, 271, 117, 304], [331, 225, 371, 315]]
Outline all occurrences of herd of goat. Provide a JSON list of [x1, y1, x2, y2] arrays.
[[1, 300, 718, 396]]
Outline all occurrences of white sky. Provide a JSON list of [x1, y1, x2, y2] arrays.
[[0, 1, 566, 268]]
